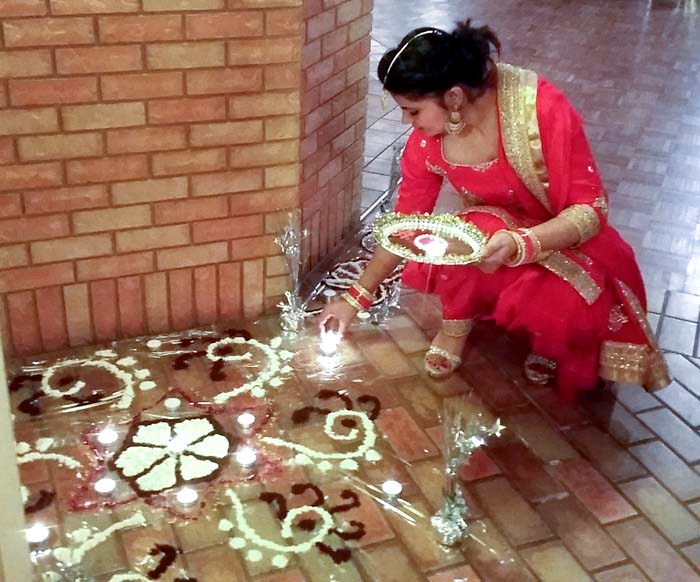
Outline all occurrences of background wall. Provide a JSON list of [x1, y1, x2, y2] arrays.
[[300, 0, 371, 265], [0, 0, 371, 357]]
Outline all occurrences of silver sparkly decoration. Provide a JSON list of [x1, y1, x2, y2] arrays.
[[432, 403, 505, 546], [274, 211, 309, 335], [370, 276, 401, 326], [278, 291, 310, 333]]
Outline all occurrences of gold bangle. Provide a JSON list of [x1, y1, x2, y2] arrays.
[[520, 227, 543, 259], [341, 292, 364, 312], [503, 230, 526, 267], [352, 282, 375, 302]]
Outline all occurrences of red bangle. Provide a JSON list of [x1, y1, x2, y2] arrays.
[[346, 284, 373, 310]]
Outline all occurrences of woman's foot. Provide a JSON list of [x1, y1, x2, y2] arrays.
[[424, 330, 469, 379]]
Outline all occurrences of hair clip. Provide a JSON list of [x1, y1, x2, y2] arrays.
[[382, 29, 445, 85]]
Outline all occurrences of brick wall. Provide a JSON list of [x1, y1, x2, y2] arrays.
[[0, 0, 371, 357], [299, 0, 372, 265]]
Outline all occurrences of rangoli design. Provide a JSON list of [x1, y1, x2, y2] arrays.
[[220, 482, 366, 568], [12, 328, 387, 579], [112, 417, 234, 495]]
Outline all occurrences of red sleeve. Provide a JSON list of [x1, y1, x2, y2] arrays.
[[394, 129, 443, 214], [537, 79, 608, 230]]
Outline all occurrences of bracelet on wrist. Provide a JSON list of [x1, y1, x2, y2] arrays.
[[342, 282, 374, 311], [341, 291, 365, 312]]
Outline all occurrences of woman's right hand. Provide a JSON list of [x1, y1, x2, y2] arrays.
[[318, 297, 359, 336]]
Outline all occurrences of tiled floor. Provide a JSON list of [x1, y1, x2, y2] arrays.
[[11, 288, 700, 582], [9, 0, 700, 581]]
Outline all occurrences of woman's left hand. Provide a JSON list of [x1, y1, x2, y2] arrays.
[[477, 231, 517, 273]]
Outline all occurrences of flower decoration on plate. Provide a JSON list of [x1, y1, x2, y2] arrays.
[[373, 211, 487, 265], [111, 416, 235, 496], [206, 336, 294, 403]]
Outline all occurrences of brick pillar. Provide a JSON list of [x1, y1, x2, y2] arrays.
[[0, 0, 372, 357], [299, 0, 372, 267]]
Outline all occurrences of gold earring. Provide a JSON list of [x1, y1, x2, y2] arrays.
[[381, 89, 391, 111], [445, 110, 465, 135]]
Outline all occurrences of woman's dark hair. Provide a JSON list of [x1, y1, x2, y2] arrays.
[[377, 19, 501, 99]]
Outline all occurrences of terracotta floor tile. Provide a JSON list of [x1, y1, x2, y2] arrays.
[[519, 541, 592, 582], [527, 386, 592, 429], [185, 544, 248, 582], [618, 477, 700, 545], [376, 407, 439, 462], [487, 440, 568, 503], [607, 518, 700, 582], [384, 314, 432, 354], [427, 564, 481, 582], [223, 500, 289, 578], [339, 490, 395, 548], [409, 354, 474, 398], [356, 544, 427, 582], [457, 449, 501, 483], [460, 358, 529, 411], [62, 512, 127, 577], [568, 427, 647, 482], [637, 408, 700, 463], [254, 569, 309, 582], [358, 336, 417, 378], [462, 519, 537, 582], [296, 548, 364, 582], [394, 378, 444, 427], [629, 441, 700, 502], [537, 497, 626, 570], [550, 458, 637, 524], [471, 477, 552, 547], [503, 410, 579, 462], [121, 523, 186, 581], [408, 457, 484, 518], [384, 498, 464, 572], [593, 564, 650, 582]]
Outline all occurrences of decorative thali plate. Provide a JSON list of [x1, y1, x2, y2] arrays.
[[373, 212, 488, 265]]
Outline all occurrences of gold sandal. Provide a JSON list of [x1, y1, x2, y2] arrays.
[[424, 345, 463, 379], [423, 319, 473, 379]]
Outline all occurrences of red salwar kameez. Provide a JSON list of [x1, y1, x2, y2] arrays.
[[395, 64, 670, 401]]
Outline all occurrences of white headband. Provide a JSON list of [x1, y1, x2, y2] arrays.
[[382, 29, 446, 85]]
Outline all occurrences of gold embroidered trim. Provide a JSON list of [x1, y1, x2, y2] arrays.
[[608, 304, 629, 332], [464, 206, 518, 229], [599, 341, 670, 390], [538, 251, 602, 305], [569, 249, 593, 266], [559, 204, 600, 244], [497, 63, 552, 214], [616, 279, 655, 346], [442, 319, 473, 337], [425, 158, 447, 176], [592, 191, 609, 217], [612, 278, 670, 390]]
